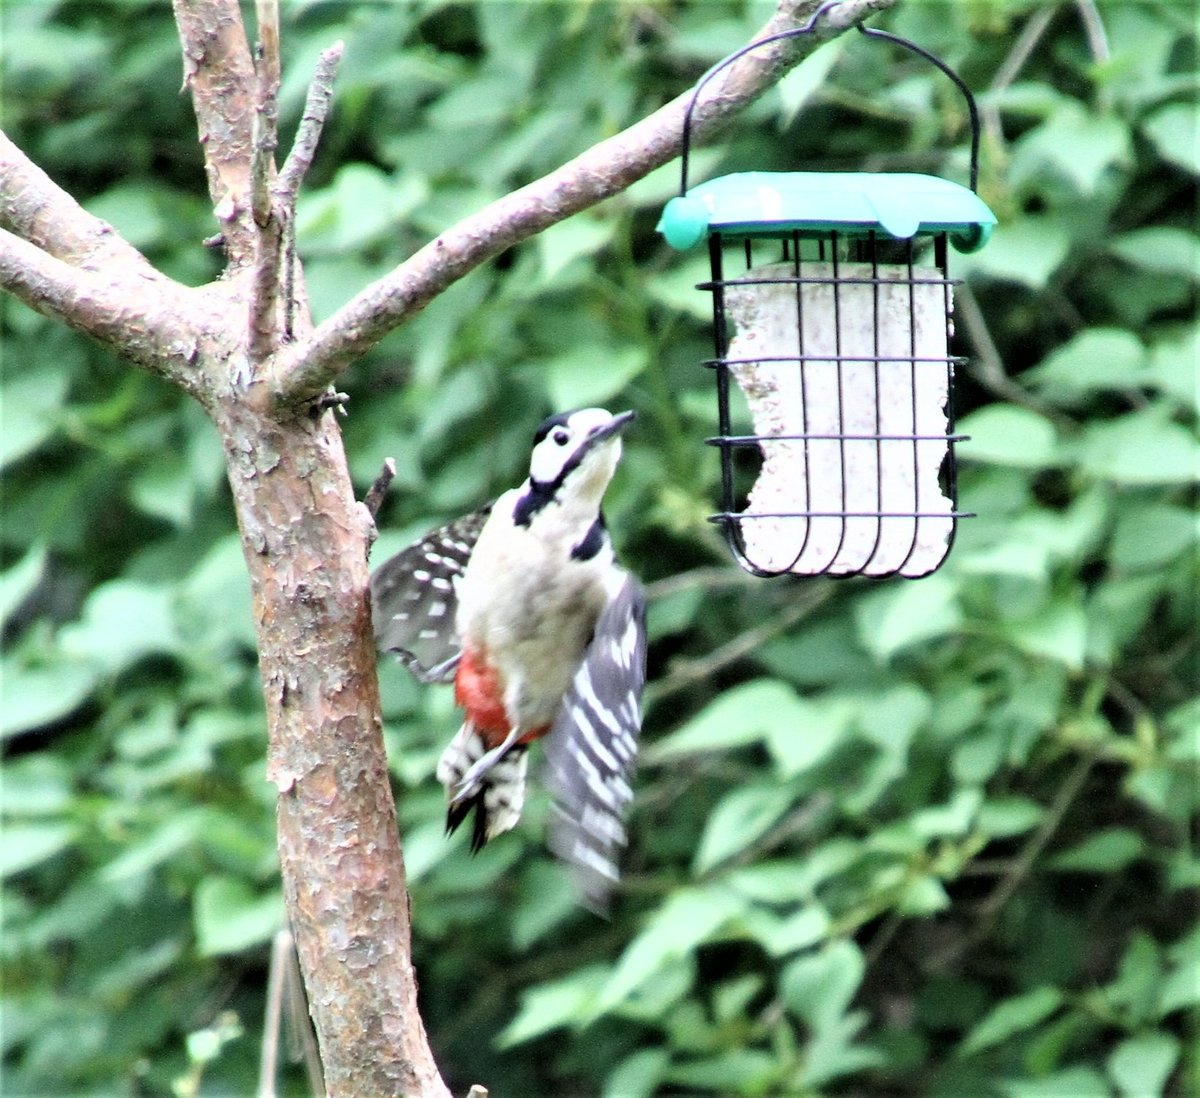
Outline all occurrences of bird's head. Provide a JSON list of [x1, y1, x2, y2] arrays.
[[527, 408, 635, 504]]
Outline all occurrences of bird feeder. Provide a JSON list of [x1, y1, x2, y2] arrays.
[[658, 16, 996, 578]]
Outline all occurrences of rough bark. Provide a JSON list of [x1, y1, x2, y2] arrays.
[[216, 396, 448, 1096]]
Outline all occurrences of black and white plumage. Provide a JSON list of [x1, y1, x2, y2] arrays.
[[370, 407, 646, 908], [371, 506, 492, 683]]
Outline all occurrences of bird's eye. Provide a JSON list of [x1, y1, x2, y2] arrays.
[[553, 429, 569, 446]]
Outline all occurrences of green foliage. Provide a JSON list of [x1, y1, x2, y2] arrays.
[[3, 1, 1197, 1095]]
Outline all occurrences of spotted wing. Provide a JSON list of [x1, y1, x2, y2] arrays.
[[370, 506, 492, 684], [543, 572, 647, 912]]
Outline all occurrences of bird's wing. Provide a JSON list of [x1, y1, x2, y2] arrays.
[[369, 505, 493, 684], [542, 572, 647, 912]]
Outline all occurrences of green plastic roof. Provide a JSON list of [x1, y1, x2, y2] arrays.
[[657, 171, 995, 253]]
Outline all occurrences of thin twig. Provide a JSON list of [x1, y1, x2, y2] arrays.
[[643, 566, 757, 602], [956, 281, 1073, 429], [980, 4, 1056, 162], [646, 583, 834, 707], [258, 927, 291, 1098], [247, 0, 283, 364], [931, 746, 1099, 970], [278, 43, 344, 201], [363, 458, 397, 523], [1074, 0, 1112, 111], [283, 932, 325, 1098], [276, 42, 343, 342], [251, 0, 280, 227]]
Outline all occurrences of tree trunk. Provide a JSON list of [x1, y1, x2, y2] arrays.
[[215, 396, 450, 1097]]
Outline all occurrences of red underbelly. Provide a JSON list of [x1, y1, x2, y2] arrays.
[[455, 646, 550, 748]]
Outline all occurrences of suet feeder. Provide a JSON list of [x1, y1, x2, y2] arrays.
[[658, 14, 996, 578]]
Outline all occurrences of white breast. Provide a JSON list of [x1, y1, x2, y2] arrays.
[[455, 487, 613, 731]]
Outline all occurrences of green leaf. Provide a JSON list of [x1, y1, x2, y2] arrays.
[[909, 788, 982, 838], [646, 679, 802, 761], [1049, 828, 1145, 873], [130, 453, 193, 527], [543, 344, 645, 410], [960, 216, 1070, 288], [693, 784, 795, 874], [1148, 327, 1200, 413], [777, 38, 843, 121], [1, 755, 72, 816], [599, 887, 744, 1010], [1142, 103, 1200, 175], [1107, 1033, 1179, 1098], [978, 797, 1045, 838], [1, 367, 71, 468], [537, 215, 615, 280], [854, 573, 962, 661], [193, 877, 283, 957], [0, 545, 46, 626], [1003, 598, 1088, 670], [1110, 502, 1197, 570], [1104, 933, 1162, 1022], [59, 580, 180, 672], [780, 940, 865, 1034], [1013, 103, 1132, 194], [764, 694, 854, 778], [100, 812, 212, 885], [1158, 954, 1200, 1016], [1024, 328, 1146, 396], [666, 1050, 779, 1091], [959, 986, 1063, 1057], [497, 965, 607, 1047], [603, 1049, 670, 1098], [0, 659, 99, 740], [0, 823, 76, 878], [742, 906, 830, 958], [1109, 228, 1200, 278], [296, 162, 426, 252], [898, 875, 950, 917], [84, 183, 166, 250], [1075, 410, 1199, 485], [959, 405, 1058, 468], [1001, 1066, 1111, 1098]]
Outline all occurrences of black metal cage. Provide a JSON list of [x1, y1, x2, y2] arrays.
[[657, 9, 995, 578], [704, 228, 969, 578]]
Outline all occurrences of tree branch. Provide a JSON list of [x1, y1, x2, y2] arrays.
[[277, 42, 343, 343], [268, 0, 898, 406], [247, 0, 283, 363], [0, 226, 206, 399], [278, 43, 343, 204], [0, 130, 162, 275], [173, 0, 259, 268]]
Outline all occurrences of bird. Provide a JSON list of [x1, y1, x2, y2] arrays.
[[370, 407, 646, 908]]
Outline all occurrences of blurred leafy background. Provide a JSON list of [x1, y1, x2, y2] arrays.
[[2, 0, 1197, 1095]]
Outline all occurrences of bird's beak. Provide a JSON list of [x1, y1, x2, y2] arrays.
[[588, 409, 636, 445]]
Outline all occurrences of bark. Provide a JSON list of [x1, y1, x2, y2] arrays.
[[216, 396, 448, 1096]]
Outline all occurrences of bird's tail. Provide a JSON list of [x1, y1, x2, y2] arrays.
[[437, 723, 528, 852]]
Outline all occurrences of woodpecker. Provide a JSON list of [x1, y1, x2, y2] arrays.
[[371, 408, 645, 907]]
